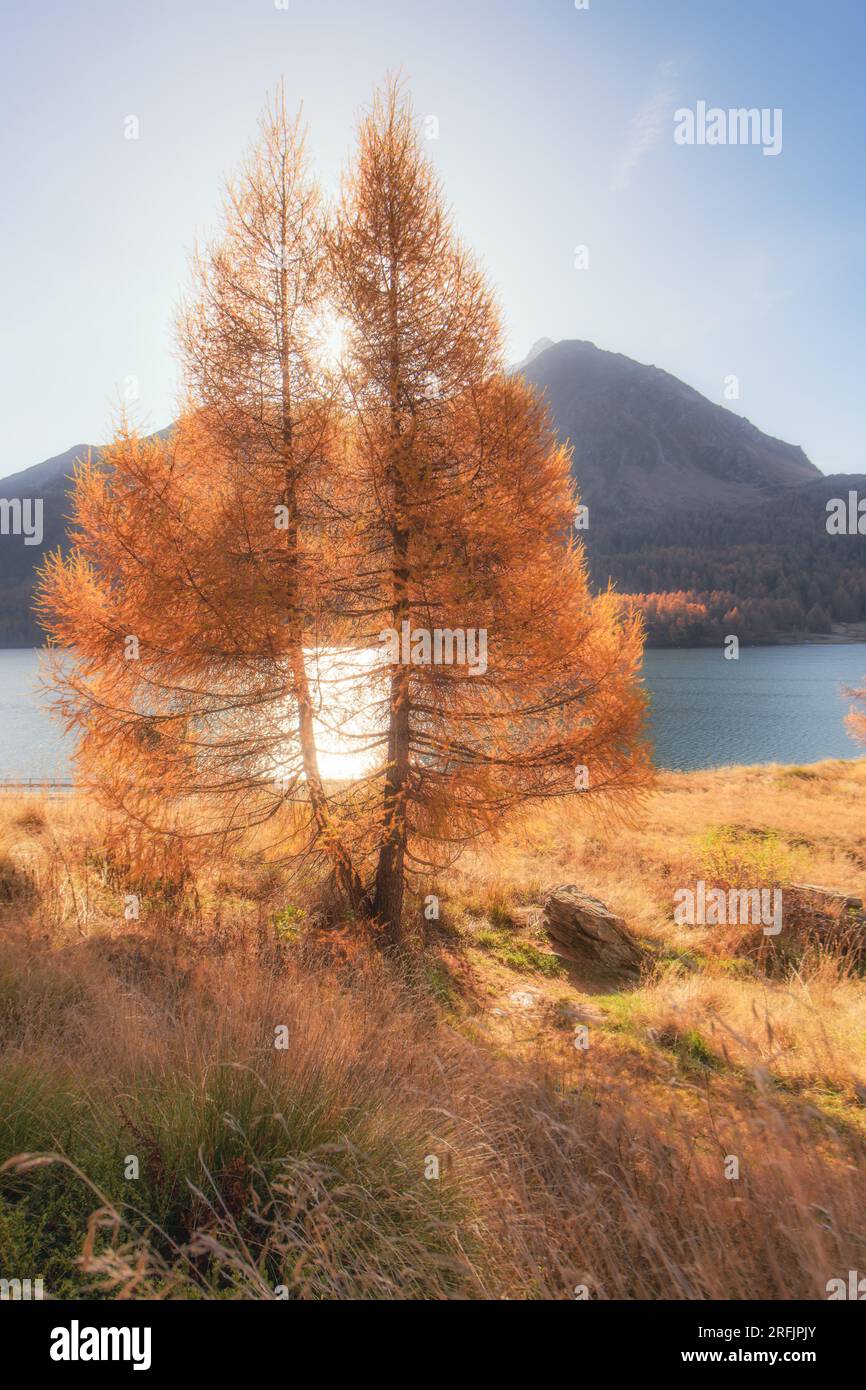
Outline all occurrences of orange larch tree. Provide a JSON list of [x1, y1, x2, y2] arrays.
[[328, 80, 651, 942], [38, 78, 650, 939], [37, 92, 363, 898]]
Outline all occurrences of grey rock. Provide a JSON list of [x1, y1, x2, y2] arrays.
[[541, 884, 643, 978]]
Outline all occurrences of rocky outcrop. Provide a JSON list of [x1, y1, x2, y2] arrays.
[[789, 884, 863, 914], [783, 884, 866, 964], [541, 885, 644, 978]]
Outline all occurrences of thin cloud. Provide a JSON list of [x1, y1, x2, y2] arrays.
[[611, 60, 677, 193]]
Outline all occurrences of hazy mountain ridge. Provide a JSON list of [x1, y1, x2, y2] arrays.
[[515, 341, 863, 644], [518, 339, 819, 521], [0, 343, 862, 647]]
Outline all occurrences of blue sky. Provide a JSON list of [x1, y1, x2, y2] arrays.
[[1, 0, 863, 478]]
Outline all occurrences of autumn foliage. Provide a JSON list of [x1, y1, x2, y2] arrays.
[[37, 79, 651, 942], [849, 682, 866, 743]]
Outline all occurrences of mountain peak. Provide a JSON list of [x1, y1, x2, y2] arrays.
[[519, 339, 818, 515], [511, 337, 556, 372]]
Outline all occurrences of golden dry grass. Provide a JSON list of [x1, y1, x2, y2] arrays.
[[446, 759, 866, 1094], [1, 760, 866, 1299]]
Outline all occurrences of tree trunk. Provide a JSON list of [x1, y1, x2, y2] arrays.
[[372, 262, 410, 946], [279, 219, 366, 915], [372, 525, 410, 945]]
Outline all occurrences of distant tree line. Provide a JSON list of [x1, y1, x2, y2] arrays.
[[4, 416, 865, 655], [0, 580, 42, 646], [618, 589, 838, 646], [587, 490, 866, 645]]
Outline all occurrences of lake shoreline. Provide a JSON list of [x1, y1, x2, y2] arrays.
[[646, 636, 866, 650], [6, 631, 866, 655], [1, 645, 864, 778]]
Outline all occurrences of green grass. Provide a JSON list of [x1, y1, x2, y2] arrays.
[[657, 1025, 724, 1072], [590, 997, 725, 1073], [0, 1043, 476, 1299], [270, 904, 307, 945], [654, 947, 707, 974], [696, 824, 803, 886], [474, 927, 564, 977], [418, 957, 459, 1007], [716, 955, 758, 979]]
